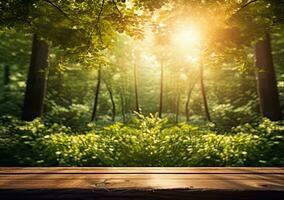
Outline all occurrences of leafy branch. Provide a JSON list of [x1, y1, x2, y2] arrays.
[[96, 0, 105, 43], [111, 0, 123, 19], [43, 0, 72, 21], [233, 0, 258, 15]]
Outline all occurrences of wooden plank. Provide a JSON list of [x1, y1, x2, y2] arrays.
[[0, 167, 283, 190], [0, 168, 283, 200], [0, 177, 283, 190], [1, 167, 283, 174], [1, 173, 283, 180], [0, 189, 283, 200]]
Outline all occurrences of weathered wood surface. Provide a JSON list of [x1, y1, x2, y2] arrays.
[[0, 167, 283, 200]]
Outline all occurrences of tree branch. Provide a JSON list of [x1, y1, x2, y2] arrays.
[[96, 0, 105, 43], [272, 17, 284, 25], [111, 0, 123, 19], [96, 0, 105, 25], [234, 0, 258, 15], [43, 0, 72, 20]]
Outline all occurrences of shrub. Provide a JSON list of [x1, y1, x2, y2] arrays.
[[45, 103, 90, 131], [212, 102, 259, 131], [0, 115, 283, 166]]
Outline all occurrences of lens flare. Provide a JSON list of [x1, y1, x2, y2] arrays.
[[172, 23, 203, 49]]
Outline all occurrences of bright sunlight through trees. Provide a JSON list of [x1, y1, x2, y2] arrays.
[[0, 0, 283, 167]]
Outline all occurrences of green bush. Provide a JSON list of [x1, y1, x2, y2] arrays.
[[0, 115, 283, 167], [0, 115, 70, 166], [211, 102, 259, 131], [45, 103, 91, 131]]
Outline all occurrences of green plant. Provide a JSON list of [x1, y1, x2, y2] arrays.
[[0, 115, 283, 167]]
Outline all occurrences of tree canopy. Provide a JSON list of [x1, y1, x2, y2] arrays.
[[0, 0, 283, 167]]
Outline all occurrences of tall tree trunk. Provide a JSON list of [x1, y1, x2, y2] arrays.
[[159, 59, 164, 118], [133, 63, 140, 113], [22, 34, 48, 121], [171, 95, 175, 114], [3, 65, 10, 85], [255, 33, 282, 121], [185, 75, 198, 122], [124, 75, 130, 117], [175, 92, 180, 123], [91, 66, 101, 122], [120, 93, 126, 123], [169, 74, 174, 114], [200, 63, 211, 121], [106, 82, 116, 122]]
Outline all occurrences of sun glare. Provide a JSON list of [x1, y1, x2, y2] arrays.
[[186, 55, 199, 64], [172, 24, 203, 49]]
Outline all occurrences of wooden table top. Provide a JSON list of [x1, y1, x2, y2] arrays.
[[0, 167, 283, 190]]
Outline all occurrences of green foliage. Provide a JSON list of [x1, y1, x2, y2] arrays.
[[0, 115, 70, 166], [0, 115, 283, 167], [0, 0, 284, 168], [0, 30, 31, 116], [233, 118, 284, 166], [212, 102, 259, 130], [45, 103, 90, 131]]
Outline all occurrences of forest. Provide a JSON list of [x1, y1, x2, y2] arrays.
[[0, 0, 283, 167]]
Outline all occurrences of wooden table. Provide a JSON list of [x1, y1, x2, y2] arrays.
[[0, 167, 283, 199]]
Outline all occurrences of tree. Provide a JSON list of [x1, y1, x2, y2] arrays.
[[185, 75, 198, 122], [120, 93, 126, 123], [255, 33, 282, 121], [175, 89, 180, 123], [91, 66, 102, 122], [159, 58, 164, 118], [1, 0, 284, 126], [133, 63, 140, 113], [3, 65, 10, 86], [200, 63, 211, 121], [105, 80, 116, 122], [22, 34, 48, 121]]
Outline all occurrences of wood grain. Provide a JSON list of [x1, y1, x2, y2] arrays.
[[0, 167, 283, 200], [1, 167, 283, 174]]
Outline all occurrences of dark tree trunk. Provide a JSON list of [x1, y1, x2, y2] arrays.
[[124, 76, 130, 117], [185, 76, 198, 122], [159, 59, 164, 118], [172, 95, 176, 115], [106, 82, 116, 122], [171, 95, 175, 114], [22, 34, 48, 121], [255, 33, 282, 121], [200, 63, 211, 122], [169, 96, 173, 114], [133, 64, 140, 113], [120, 93, 126, 123], [175, 92, 180, 123], [3, 65, 10, 85], [91, 66, 101, 122], [169, 74, 174, 113]]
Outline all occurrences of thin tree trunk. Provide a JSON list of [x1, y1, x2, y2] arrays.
[[255, 33, 282, 121], [169, 74, 174, 114], [120, 71, 127, 123], [106, 82, 116, 122], [185, 75, 198, 122], [124, 75, 129, 117], [120, 93, 126, 123], [169, 96, 172, 114], [159, 59, 164, 118], [3, 65, 10, 85], [175, 92, 180, 123], [133, 63, 140, 113], [22, 34, 48, 121], [91, 66, 101, 122], [200, 63, 211, 121], [171, 94, 175, 114]]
